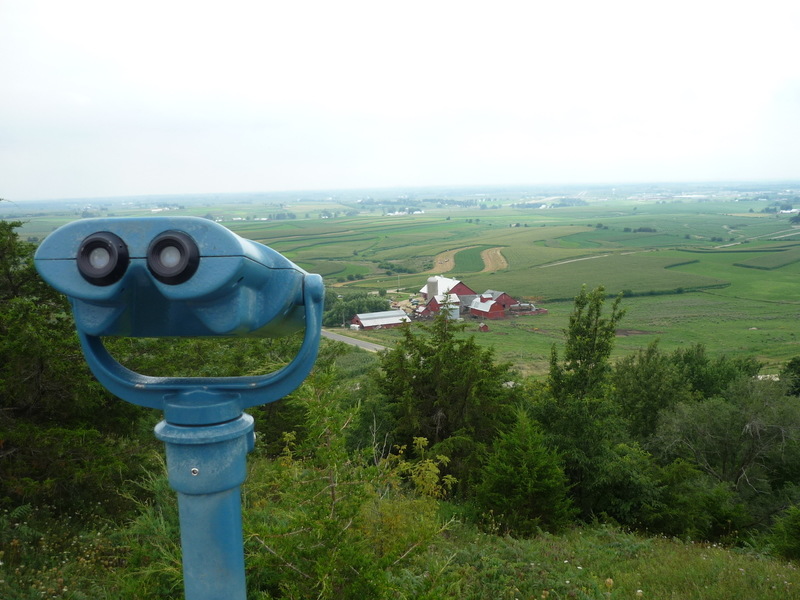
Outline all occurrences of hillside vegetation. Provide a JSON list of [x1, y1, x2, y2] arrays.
[[5, 187, 800, 598]]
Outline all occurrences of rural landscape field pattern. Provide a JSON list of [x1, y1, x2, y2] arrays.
[[10, 184, 800, 374]]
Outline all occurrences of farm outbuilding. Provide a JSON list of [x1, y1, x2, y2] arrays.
[[469, 295, 506, 320], [418, 294, 461, 320], [352, 309, 410, 330], [480, 290, 516, 310]]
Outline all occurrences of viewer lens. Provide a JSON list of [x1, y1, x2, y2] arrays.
[[147, 231, 200, 285], [89, 247, 111, 270], [77, 232, 129, 286], [159, 245, 182, 269]]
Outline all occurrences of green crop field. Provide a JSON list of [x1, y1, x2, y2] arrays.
[[732, 244, 800, 270], [7, 184, 800, 374], [453, 245, 493, 272]]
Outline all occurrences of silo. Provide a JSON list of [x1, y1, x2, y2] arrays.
[[427, 276, 439, 299]]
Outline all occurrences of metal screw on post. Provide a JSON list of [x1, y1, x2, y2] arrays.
[[35, 217, 324, 600]]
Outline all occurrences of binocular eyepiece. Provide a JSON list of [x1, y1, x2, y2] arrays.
[[76, 231, 129, 286], [35, 216, 323, 339], [76, 229, 201, 286]]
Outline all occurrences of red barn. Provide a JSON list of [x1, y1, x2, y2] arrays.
[[480, 290, 516, 310], [469, 294, 507, 320], [418, 294, 461, 319]]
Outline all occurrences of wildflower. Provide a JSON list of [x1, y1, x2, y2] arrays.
[[605, 578, 614, 589]]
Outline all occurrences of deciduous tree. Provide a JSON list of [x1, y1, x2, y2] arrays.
[[612, 340, 693, 440], [669, 343, 761, 400], [653, 377, 800, 525]]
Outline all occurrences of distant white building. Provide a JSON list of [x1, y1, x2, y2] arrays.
[[351, 309, 410, 330]]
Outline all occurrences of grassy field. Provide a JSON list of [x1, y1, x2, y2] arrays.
[[5, 484, 800, 600], [8, 188, 800, 373], [308, 202, 800, 373], [335, 289, 800, 377], [420, 521, 800, 600]]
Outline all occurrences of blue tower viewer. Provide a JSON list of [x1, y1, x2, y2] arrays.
[[35, 216, 324, 599]]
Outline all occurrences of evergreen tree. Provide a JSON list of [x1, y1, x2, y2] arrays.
[[548, 285, 624, 401], [769, 505, 800, 560], [534, 285, 628, 518], [0, 219, 40, 300], [780, 356, 800, 397], [530, 387, 625, 519], [375, 310, 518, 492], [475, 409, 574, 535]]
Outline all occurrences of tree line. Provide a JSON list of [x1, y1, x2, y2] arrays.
[[366, 285, 800, 548]]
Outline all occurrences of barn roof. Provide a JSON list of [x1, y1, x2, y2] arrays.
[[482, 289, 507, 300], [470, 296, 498, 312], [419, 276, 463, 296], [432, 293, 460, 305], [355, 309, 409, 327]]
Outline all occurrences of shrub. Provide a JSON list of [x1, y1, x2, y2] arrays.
[[475, 410, 574, 535], [769, 505, 800, 560]]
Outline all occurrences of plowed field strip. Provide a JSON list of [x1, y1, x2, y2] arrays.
[[481, 247, 508, 272]]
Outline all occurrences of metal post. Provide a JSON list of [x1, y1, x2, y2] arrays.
[[156, 414, 255, 600]]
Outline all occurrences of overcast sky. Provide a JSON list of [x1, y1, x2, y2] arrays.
[[2, 0, 799, 201]]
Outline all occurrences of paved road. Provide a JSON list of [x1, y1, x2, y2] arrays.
[[321, 329, 388, 353]]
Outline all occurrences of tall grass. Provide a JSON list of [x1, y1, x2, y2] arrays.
[[5, 502, 799, 599], [400, 521, 800, 600]]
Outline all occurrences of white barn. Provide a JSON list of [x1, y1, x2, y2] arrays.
[[352, 309, 410, 330]]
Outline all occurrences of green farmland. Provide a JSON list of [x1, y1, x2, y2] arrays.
[[7, 185, 800, 374], [227, 195, 800, 373]]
